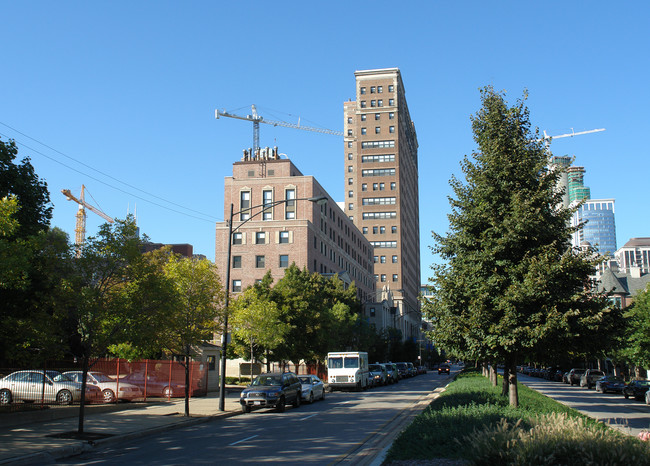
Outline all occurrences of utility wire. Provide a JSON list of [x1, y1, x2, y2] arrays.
[[0, 130, 219, 224], [0, 122, 220, 222]]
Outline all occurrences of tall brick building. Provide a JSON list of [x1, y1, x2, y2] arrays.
[[215, 152, 375, 302], [344, 68, 421, 340]]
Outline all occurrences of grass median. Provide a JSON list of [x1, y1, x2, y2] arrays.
[[384, 369, 650, 465]]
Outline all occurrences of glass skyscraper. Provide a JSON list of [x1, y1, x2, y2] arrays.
[[572, 199, 617, 256]]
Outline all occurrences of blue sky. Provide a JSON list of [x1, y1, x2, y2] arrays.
[[2, 1, 648, 282]]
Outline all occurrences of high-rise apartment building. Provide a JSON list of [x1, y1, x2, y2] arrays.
[[572, 198, 617, 256], [344, 68, 421, 340]]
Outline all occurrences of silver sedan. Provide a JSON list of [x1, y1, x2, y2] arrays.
[[299, 375, 325, 403]]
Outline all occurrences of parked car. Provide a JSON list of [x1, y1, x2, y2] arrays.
[[416, 365, 427, 375], [645, 389, 650, 406], [623, 380, 650, 401], [406, 362, 416, 377], [63, 371, 142, 402], [438, 364, 450, 375], [395, 363, 409, 378], [368, 364, 388, 386], [120, 371, 185, 398], [0, 370, 99, 405], [382, 363, 399, 384], [562, 371, 570, 384], [595, 376, 625, 394], [298, 375, 325, 403], [240, 372, 302, 413], [580, 369, 605, 389], [567, 368, 586, 386]]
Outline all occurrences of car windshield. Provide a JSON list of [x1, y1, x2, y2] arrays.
[[91, 373, 113, 382], [369, 365, 382, 371], [328, 357, 343, 369], [252, 375, 282, 386], [298, 377, 311, 384], [47, 371, 73, 382]]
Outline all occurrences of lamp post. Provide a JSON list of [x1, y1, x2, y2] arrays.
[[218, 195, 328, 411]]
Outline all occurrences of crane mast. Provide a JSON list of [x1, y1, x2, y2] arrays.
[[62, 185, 114, 256]]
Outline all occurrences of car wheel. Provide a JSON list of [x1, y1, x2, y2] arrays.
[[242, 404, 251, 413], [624, 392, 629, 399], [276, 397, 286, 413], [293, 393, 301, 408], [0, 389, 12, 404], [163, 386, 173, 398], [308, 392, 314, 404], [102, 389, 116, 403], [56, 389, 73, 405]]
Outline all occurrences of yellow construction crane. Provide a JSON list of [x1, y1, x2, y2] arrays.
[[215, 104, 344, 151], [62, 185, 114, 254]]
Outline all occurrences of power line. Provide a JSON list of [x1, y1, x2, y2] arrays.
[[0, 127, 220, 224]]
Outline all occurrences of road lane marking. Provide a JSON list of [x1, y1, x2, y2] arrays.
[[229, 434, 258, 446], [297, 413, 318, 421]]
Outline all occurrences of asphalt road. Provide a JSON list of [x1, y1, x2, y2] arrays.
[[56, 371, 450, 465], [517, 373, 650, 437]]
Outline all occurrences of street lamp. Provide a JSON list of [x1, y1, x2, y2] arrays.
[[218, 195, 328, 411]]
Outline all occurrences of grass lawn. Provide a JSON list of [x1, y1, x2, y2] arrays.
[[384, 369, 650, 465]]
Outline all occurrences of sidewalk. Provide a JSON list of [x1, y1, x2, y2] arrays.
[[0, 387, 244, 465]]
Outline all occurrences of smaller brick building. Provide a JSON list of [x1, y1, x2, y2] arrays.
[[215, 153, 375, 302]]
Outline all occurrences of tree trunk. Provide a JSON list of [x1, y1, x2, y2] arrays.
[[506, 355, 519, 407], [490, 363, 498, 387], [501, 363, 509, 397]]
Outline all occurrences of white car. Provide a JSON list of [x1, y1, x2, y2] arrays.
[[0, 370, 97, 405], [64, 371, 142, 402], [298, 375, 325, 403]]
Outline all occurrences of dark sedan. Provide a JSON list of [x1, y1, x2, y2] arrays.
[[595, 376, 625, 394], [623, 380, 650, 401], [438, 364, 450, 374]]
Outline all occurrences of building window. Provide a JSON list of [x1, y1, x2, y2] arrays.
[[391, 182, 396, 190], [361, 114, 366, 121], [389, 112, 395, 119], [347, 117, 353, 124], [347, 153, 353, 160], [256, 255, 265, 268], [262, 189, 273, 220], [362, 154, 395, 163], [361, 140, 395, 149], [360, 101, 367, 108], [360, 87, 366, 94], [373, 183, 378, 190], [361, 183, 367, 191], [374, 274, 379, 282], [377, 85, 383, 93], [370, 307, 376, 317], [377, 100, 383, 107], [380, 255, 386, 263], [389, 99, 394, 106], [233, 232, 243, 245], [279, 254, 289, 268], [255, 232, 266, 244], [370, 86, 376, 93], [391, 226, 397, 233], [348, 190, 354, 198], [374, 256, 379, 263], [375, 127, 381, 134], [363, 227, 368, 234], [379, 183, 385, 190], [232, 280, 241, 292], [363, 212, 397, 220], [348, 203, 353, 210], [392, 274, 398, 282], [375, 113, 380, 120], [284, 188, 296, 220], [370, 100, 376, 107], [240, 191, 250, 221], [347, 129, 353, 137], [348, 166, 353, 173], [279, 231, 290, 243], [348, 178, 353, 185], [348, 141, 353, 147], [361, 128, 367, 135], [380, 226, 386, 234], [232, 255, 242, 268], [392, 255, 398, 263], [373, 226, 378, 234], [362, 197, 396, 206], [389, 126, 395, 133], [370, 241, 397, 248], [381, 274, 386, 282], [362, 168, 396, 177], [388, 85, 394, 92]]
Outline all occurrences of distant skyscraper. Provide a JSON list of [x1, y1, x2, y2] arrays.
[[567, 166, 590, 205], [550, 155, 571, 208], [572, 199, 617, 256], [344, 68, 421, 341]]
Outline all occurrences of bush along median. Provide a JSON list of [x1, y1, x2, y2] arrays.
[[384, 369, 650, 465]]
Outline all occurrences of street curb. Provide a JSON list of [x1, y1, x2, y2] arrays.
[[0, 410, 243, 465]]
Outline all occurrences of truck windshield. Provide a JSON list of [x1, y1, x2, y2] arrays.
[[328, 357, 343, 369], [344, 357, 359, 369]]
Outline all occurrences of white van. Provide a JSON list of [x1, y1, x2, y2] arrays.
[[327, 352, 370, 391]]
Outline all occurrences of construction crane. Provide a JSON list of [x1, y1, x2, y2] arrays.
[[62, 185, 114, 255], [215, 104, 344, 151], [539, 128, 606, 147]]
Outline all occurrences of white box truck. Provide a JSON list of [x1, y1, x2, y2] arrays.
[[327, 351, 370, 391]]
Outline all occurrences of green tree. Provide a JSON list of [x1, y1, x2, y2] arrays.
[[230, 287, 289, 375], [426, 87, 612, 406], [623, 285, 650, 370], [162, 254, 224, 416]]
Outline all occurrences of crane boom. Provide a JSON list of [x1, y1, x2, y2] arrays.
[[62, 185, 114, 255], [215, 105, 343, 151], [540, 128, 606, 142]]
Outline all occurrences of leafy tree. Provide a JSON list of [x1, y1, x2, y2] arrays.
[[230, 287, 289, 373], [162, 254, 224, 416], [425, 87, 612, 406], [623, 285, 650, 370]]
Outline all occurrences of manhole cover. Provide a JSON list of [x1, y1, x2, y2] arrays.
[[47, 431, 114, 441]]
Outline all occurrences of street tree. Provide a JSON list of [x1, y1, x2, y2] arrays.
[[161, 254, 224, 417], [425, 87, 612, 407], [623, 285, 650, 371]]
